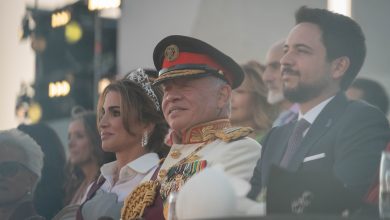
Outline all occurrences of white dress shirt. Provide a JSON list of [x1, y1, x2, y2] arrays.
[[298, 96, 334, 136], [99, 152, 160, 202]]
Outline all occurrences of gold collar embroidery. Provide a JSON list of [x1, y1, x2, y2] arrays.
[[180, 119, 231, 144]]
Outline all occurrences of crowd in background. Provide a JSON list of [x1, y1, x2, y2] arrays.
[[1, 5, 390, 220]]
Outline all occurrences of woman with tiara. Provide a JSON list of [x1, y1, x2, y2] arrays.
[[76, 68, 168, 220]]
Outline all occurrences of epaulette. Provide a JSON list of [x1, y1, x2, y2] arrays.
[[214, 126, 253, 142]]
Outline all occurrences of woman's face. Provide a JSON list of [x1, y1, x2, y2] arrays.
[[0, 146, 36, 205], [98, 91, 144, 153], [231, 77, 255, 124], [68, 119, 94, 166]]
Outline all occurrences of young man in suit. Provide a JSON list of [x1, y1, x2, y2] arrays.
[[248, 6, 390, 214]]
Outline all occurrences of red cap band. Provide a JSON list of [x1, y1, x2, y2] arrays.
[[162, 52, 233, 85]]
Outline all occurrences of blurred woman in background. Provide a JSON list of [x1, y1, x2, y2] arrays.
[[64, 107, 116, 206], [18, 123, 67, 220], [231, 61, 278, 142], [0, 129, 44, 220]]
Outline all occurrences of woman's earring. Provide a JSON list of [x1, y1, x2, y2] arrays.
[[141, 131, 148, 147]]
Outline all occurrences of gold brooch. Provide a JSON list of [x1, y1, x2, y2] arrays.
[[158, 169, 167, 179], [170, 149, 181, 159], [164, 44, 179, 61]]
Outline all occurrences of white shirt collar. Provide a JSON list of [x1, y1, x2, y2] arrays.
[[289, 103, 300, 113], [127, 152, 160, 174], [298, 96, 335, 124], [100, 153, 159, 181]]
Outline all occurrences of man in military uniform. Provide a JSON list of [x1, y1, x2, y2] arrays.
[[153, 35, 261, 216]]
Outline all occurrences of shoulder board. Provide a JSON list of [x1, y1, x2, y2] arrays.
[[214, 127, 253, 142]]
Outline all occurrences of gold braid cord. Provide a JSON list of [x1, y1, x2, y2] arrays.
[[214, 127, 253, 142], [120, 180, 159, 220]]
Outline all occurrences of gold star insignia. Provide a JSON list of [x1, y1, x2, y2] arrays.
[[158, 169, 167, 179], [170, 149, 181, 159]]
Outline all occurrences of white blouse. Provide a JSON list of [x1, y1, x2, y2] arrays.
[[99, 152, 160, 202]]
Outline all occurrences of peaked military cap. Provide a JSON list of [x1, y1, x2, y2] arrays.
[[153, 35, 244, 89]]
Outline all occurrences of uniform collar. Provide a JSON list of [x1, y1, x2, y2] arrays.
[[175, 119, 232, 144]]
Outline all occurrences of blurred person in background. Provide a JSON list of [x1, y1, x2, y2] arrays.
[[262, 40, 299, 127], [18, 123, 67, 220], [231, 61, 277, 142], [63, 107, 116, 206], [0, 129, 44, 220], [76, 68, 168, 220], [346, 77, 389, 116], [53, 108, 116, 220]]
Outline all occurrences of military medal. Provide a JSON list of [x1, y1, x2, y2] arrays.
[[170, 149, 181, 159]]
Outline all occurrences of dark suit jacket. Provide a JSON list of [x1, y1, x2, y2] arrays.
[[248, 93, 390, 202]]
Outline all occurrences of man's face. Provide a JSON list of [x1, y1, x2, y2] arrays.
[[262, 43, 285, 104], [161, 77, 224, 134], [280, 22, 333, 103]]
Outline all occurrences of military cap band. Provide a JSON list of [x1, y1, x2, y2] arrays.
[[158, 64, 227, 84], [161, 52, 233, 85], [153, 35, 244, 89]]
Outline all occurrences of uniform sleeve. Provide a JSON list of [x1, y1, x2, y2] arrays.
[[214, 137, 261, 182]]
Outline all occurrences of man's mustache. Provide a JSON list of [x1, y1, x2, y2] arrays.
[[282, 67, 300, 77]]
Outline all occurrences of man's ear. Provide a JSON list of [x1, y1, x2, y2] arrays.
[[331, 56, 350, 79], [217, 84, 231, 109]]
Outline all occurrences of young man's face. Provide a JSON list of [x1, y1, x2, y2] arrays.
[[280, 22, 334, 103]]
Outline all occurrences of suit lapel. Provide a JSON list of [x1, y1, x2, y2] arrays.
[[288, 93, 349, 171], [261, 122, 295, 186], [273, 122, 296, 164]]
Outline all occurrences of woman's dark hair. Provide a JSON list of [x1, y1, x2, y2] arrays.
[[97, 78, 168, 154], [17, 123, 66, 220]]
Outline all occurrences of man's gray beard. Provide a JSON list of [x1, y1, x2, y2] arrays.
[[267, 90, 285, 104]]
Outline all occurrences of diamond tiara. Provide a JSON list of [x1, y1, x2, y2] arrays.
[[125, 68, 161, 111]]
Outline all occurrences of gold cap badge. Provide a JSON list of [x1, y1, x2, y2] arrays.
[[164, 44, 179, 61]]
